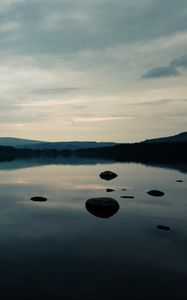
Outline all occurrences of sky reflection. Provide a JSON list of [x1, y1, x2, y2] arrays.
[[0, 161, 186, 299]]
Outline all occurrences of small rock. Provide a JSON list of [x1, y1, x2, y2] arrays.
[[120, 196, 135, 199], [157, 225, 170, 231], [122, 189, 126, 191], [85, 197, 120, 218], [106, 188, 115, 192], [176, 180, 183, 182], [30, 196, 47, 202], [99, 171, 118, 181], [147, 190, 165, 197]]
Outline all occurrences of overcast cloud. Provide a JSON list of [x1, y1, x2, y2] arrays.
[[0, 0, 187, 142], [143, 55, 187, 78]]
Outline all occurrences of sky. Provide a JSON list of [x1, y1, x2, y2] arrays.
[[0, 0, 187, 142]]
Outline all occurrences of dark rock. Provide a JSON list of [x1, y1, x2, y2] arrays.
[[176, 180, 183, 182], [147, 190, 165, 197], [30, 196, 47, 202], [99, 171, 118, 181], [85, 197, 120, 218], [157, 225, 170, 231], [122, 189, 126, 191], [120, 196, 135, 199], [106, 188, 115, 192]]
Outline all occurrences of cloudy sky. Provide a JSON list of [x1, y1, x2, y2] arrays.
[[0, 0, 187, 142]]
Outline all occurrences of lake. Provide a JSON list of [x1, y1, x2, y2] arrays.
[[0, 159, 186, 300]]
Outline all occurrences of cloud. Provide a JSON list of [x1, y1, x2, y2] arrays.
[[0, 0, 187, 57], [170, 55, 187, 68], [0, 0, 26, 12], [127, 99, 175, 106], [143, 65, 180, 78], [71, 116, 132, 123], [0, 0, 187, 141], [0, 21, 21, 32], [143, 55, 187, 78], [32, 87, 79, 95]]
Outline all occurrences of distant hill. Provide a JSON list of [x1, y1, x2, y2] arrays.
[[0, 137, 116, 150], [0, 137, 44, 147], [26, 141, 117, 150], [143, 132, 187, 143], [0, 132, 186, 150]]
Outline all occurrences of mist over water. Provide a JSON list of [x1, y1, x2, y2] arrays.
[[0, 160, 186, 299]]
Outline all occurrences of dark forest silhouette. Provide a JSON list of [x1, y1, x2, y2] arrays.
[[75, 142, 187, 163], [0, 142, 187, 164]]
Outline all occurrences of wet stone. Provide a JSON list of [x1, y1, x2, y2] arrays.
[[106, 189, 115, 192], [99, 171, 118, 181], [157, 225, 170, 231], [147, 190, 165, 197], [85, 197, 120, 218], [30, 196, 47, 202]]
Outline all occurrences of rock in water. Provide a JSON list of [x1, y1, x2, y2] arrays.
[[99, 171, 118, 181], [85, 197, 120, 218], [157, 225, 170, 231], [120, 196, 135, 199], [30, 196, 47, 202], [176, 180, 183, 182], [106, 188, 115, 192], [147, 190, 165, 197]]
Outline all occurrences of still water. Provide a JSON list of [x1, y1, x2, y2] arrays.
[[0, 159, 186, 300]]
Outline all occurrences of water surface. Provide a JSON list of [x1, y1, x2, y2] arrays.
[[0, 160, 186, 299]]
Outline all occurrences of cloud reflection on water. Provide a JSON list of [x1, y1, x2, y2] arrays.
[[0, 160, 186, 299]]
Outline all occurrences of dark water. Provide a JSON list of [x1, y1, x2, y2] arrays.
[[0, 160, 186, 300]]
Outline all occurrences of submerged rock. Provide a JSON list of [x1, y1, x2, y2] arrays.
[[30, 196, 47, 202], [99, 171, 118, 181], [85, 197, 120, 218], [147, 190, 165, 197], [157, 225, 170, 231], [122, 189, 126, 191], [120, 196, 135, 199], [106, 188, 115, 192], [176, 180, 183, 182]]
